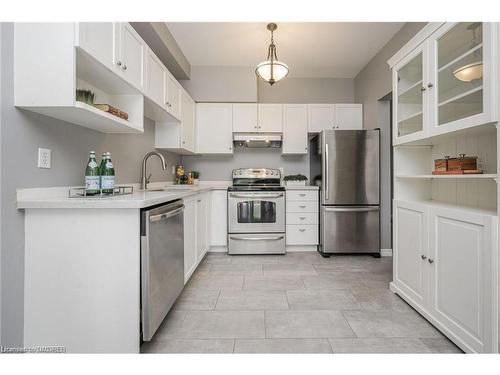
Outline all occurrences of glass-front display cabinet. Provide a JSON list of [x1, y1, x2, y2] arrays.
[[392, 22, 497, 145], [429, 22, 496, 135]]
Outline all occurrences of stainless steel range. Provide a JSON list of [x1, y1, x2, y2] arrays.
[[228, 168, 285, 255]]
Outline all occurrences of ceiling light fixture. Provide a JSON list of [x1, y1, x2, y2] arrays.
[[255, 23, 289, 86], [453, 23, 483, 82]]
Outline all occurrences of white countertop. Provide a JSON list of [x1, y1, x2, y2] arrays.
[[17, 181, 230, 209], [17, 181, 319, 209]]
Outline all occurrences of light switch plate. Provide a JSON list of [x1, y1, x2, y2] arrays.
[[38, 148, 51, 169]]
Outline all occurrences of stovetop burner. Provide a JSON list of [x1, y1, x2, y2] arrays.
[[230, 168, 283, 192]]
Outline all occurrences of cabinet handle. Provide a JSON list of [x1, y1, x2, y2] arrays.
[[122, 64, 127, 71], [420, 86, 427, 92], [299, 228, 306, 232], [421, 255, 427, 260], [299, 193, 306, 197], [428, 258, 434, 264], [427, 83, 434, 88], [197, 199, 201, 202], [299, 205, 306, 208], [182, 140, 186, 144], [299, 217, 306, 220], [116, 60, 122, 66]]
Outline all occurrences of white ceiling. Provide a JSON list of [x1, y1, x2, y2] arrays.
[[166, 22, 405, 78]]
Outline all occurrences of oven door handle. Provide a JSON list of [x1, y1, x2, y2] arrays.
[[229, 235, 285, 241], [229, 193, 284, 199]]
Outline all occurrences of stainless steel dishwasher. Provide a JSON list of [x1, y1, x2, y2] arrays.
[[140, 199, 184, 341]]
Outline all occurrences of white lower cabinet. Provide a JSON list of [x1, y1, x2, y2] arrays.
[[183, 192, 211, 283], [393, 200, 498, 353], [183, 195, 197, 283], [429, 205, 497, 353], [286, 189, 319, 246], [210, 190, 228, 247], [196, 192, 209, 260], [393, 200, 428, 308]]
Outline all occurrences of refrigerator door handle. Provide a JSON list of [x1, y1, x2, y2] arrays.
[[324, 143, 329, 200], [323, 206, 380, 212]]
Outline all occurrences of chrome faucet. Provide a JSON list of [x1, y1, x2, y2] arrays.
[[141, 151, 167, 190]]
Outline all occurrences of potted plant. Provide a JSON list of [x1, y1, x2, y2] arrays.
[[190, 171, 200, 185], [283, 174, 308, 186]]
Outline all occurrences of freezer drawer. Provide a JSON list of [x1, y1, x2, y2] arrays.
[[320, 206, 380, 254]]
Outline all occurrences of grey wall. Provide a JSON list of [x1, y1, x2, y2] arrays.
[[258, 77, 354, 103], [182, 149, 308, 181], [0, 23, 179, 347], [354, 22, 426, 250], [180, 66, 257, 102]]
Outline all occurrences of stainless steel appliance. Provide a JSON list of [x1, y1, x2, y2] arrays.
[[233, 133, 282, 148], [228, 168, 285, 254], [310, 130, 380, 256], [140, 200, 184, 341]]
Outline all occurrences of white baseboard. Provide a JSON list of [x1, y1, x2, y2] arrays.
[[381, 248, 393, 257], [208, 246, 228, 253]]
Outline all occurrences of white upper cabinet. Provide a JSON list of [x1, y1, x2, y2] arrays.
[[77, 23, 116, 70], [257, 104, 283, 132], [155, 89, 195, 153], [145, 48, 165, 108], [391, 22, 497, 145], [393, 43, 429, 144], [116, 23, 146, 91], [233, 103, 258, 132], [428, 22, 496, 136], [165, 73, 181, 120], [196, 103, 233, 154], [180, 91, 196, 153], [308, 104, 335, 132], [283, 104, 308, 154], [334, 104, 363, 129]]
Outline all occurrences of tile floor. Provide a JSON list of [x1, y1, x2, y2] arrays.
[[141, 252, 462, 354]]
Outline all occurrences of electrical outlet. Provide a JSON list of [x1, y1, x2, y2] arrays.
[[172, 166, 176, 175], [38, 148, 51, 169]]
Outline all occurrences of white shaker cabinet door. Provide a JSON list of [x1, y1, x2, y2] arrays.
[[307, 104, 334, 132], [196, 193, 208, 261], [165, 73, 181, 121], [180, 91, 195, 153], [117, 23, 145, 91], [145, 48, 166, 108], [196, 103, 233, 154], [282, 104, 308, 154], [334, 104, 363, 129], [258, 104, 283, 132], [210, 190, 228, 247], [428, 206, 496, 353], [233, 103, 258, 132], [393, 200, 429, 308], [77, 23, 116, 70], [183, 196, 197, 283]]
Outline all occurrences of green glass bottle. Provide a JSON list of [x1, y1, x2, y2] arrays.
[[85, 151, 100, 195], [101, 152, 115, 194], [98, 153, 106, 176]]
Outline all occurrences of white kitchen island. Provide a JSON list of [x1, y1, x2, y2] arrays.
[[17, 183, 229, 353]]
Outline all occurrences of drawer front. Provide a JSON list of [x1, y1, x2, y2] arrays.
[[287, 201, 318, 213], [286, 190, 318, 202], [286, 225, 319, 245], [286, 212, 318, 225]]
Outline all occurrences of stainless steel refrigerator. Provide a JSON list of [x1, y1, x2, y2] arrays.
[[309, 129, 380, 257]]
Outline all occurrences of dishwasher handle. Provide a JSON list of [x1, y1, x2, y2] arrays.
[[149, 205, 185, 223]]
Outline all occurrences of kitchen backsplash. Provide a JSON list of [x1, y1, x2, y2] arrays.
[[181, 148, 309, 181]]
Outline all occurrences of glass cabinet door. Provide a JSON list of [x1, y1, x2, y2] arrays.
[[433, 22, 490, 129], [395, 48, 425, 140]]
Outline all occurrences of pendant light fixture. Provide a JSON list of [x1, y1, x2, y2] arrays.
[[255, 23, 289, 85], [453, 23, 483, 82]]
